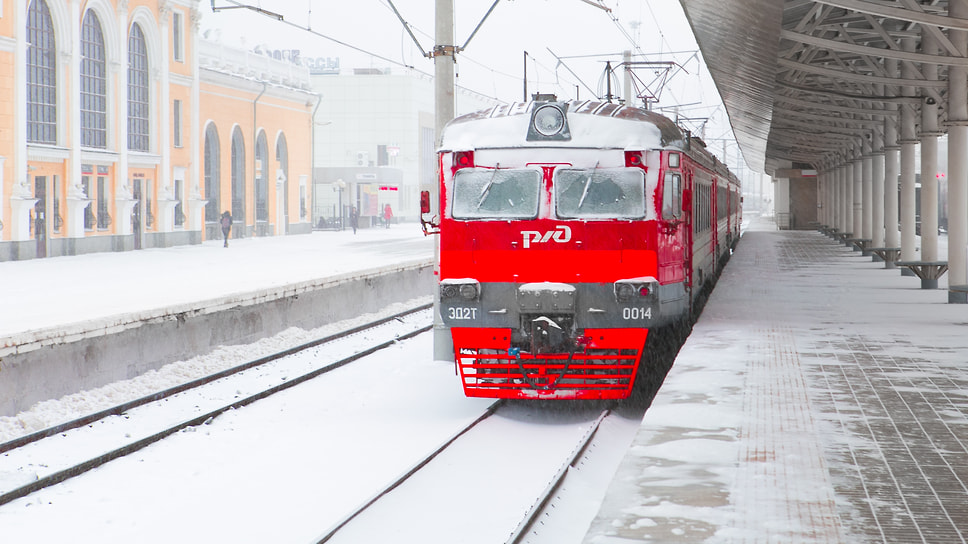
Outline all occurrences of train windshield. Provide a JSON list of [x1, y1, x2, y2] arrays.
[[451, 168, 541, 219], [554, 168, 646, 219]]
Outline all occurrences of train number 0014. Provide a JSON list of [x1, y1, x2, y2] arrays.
[[447, 307, 479, 320], [622, 307, 653, 320]]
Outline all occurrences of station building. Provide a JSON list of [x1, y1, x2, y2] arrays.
[[0, 0, 316, 261], [308, 63, 501, 229]]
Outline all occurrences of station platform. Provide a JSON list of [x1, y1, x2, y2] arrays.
[[0, 226, 434, 418], [584, 215, 968, 543]]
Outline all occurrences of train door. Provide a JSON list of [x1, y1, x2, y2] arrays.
[[658, 161, 686, 284], [682, 171, 694, 292], [33, 176, 48, 258], [710, 177, 719, 260]]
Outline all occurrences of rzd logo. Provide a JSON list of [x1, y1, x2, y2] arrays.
[[521, 225, 572, 248]]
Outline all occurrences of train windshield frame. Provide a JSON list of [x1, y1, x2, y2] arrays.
[[554, 167, 646, 219], [451, 168, 542, 220]]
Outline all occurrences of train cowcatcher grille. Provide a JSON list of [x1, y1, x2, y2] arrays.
[[451, 327, 649, 400]]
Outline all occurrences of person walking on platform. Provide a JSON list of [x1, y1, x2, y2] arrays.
[[220, 211, 232, 247], [349, 206, 359, 234], [383, 204, 393, 229]]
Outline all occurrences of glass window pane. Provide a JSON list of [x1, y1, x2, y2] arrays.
[[128, 24, 150, 151], [451, 169, 541, 220], [556, 168, 645, 219], [26, 0, 57, 145]]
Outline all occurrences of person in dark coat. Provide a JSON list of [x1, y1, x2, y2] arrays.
[[349, 206, 359, 234], [220, 211, 232, 247]]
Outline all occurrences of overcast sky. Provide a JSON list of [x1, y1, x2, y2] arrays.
[[200, 0, 738, 160]]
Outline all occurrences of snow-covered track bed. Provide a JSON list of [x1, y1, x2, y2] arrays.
[[317, 403, 622, 544], [0, 304, 432, 507]]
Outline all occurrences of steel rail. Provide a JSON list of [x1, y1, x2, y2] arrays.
[[0, 303, 431, 455], [506, 409, 612, 544], [0, 309, 432, 508], [314, 399, 505, 544]]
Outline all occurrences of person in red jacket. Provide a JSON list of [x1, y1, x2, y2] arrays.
[[383, 204, 393, 229]]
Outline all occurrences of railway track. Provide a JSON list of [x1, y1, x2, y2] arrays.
[[315, 403, 617, 544], [0, 304, 433, 507]]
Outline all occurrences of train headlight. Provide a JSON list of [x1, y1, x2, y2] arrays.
[[534, 105, 565, 136], [527, 102, 571, 141], [459, 283, 479, 300], [615, 283, 634, 301], [441, 279, 481, 301], [614, 278, 658, 303]]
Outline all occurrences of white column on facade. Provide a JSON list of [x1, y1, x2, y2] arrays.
[[66, 0, 87, 240], [900, 37, 919, 263], [920, 32, 940, 262], [862, 137, 873, 240], [949, 0, 968, 300], [872, 124, 885, 248], [12, 0, 26, 241], [188, 7, 206, 233], [116, 2, 134, 236], [158, 2, 173, 233], [0, 155, 5, 230]]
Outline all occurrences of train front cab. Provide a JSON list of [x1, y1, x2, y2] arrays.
[[434, 142, 691, 400]]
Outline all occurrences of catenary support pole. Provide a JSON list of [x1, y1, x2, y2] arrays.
[[433, 0, 456, 361]]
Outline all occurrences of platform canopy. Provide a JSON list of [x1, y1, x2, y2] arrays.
[[679, 0, 968, 174]]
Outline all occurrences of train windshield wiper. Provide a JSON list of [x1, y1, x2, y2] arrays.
[[577, 162, 599, 209], [476, 164, 500, 210]]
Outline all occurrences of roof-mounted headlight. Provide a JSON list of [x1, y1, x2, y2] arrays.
[[527, 102, 571, 141]]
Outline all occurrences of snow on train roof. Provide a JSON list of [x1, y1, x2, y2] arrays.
[[439, 100, 687, 152]]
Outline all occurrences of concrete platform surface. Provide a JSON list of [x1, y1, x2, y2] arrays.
[[0, 226, 434, 342], [585, 215, 968, 543]]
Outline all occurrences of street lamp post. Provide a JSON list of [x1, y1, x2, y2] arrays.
[[337, 178, 346, 230]]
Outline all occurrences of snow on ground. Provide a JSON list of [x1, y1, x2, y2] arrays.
[[0, 225, 433, 440], [0, 297, 430, 443], [584, 214, 967, 543], [0, 225, 434, 338]]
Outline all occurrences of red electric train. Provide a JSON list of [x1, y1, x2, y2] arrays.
[[421, 99, 741, 400]]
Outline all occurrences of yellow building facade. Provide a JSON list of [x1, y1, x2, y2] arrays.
[[0, 0, 315, 261]]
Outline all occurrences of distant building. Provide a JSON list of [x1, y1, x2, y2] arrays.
[[0, 0, 316, 261], [309, 66, 502, 229]]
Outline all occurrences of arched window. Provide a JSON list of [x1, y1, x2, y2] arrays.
[[255, 131, 268, 222], [276, 134, 290, 220], [26, 0, 57, 145], [80, 10, 107, 149], [127, 23, 150, 152], [231, 128, 245, 222], [204, 124, 220, 222]]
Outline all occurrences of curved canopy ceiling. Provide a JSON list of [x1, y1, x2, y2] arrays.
[[679, 0, 967, 174]]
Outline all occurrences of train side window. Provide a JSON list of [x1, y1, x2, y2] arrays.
[[662, 172, 681, 220]]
